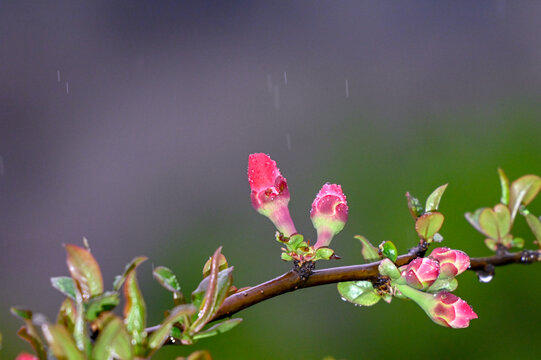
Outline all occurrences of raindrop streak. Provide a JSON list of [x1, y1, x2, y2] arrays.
[[65, 82, 69, 95], [283, 71, 288, 85], [273, 85, 280, 110], [266, 74, 273, 93], [286, 134, 291, 150], [345, 79, 349, 98], [57, 70, 61, 82]]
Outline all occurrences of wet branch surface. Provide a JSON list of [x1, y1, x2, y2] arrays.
[[159, 248, 541, 344]]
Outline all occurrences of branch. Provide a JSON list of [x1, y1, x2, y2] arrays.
[[212, 249, 541, 321], [157, 248, 541, 344]]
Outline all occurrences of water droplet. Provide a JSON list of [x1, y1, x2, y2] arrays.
[[477, 271, 494, 283], [340, 296, 348, 302]]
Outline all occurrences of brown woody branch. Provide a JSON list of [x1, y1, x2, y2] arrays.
[[212, 249, 541, 321], [158, 248, 541, 344]]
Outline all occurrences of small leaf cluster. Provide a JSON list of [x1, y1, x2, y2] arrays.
[[277, 232, 335, 264], [11, 243, 241, 359], [466, 169, 541, 251]]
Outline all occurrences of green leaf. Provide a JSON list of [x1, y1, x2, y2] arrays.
[[484, 238, 498, 251], [406, 192, 424, 219], [85, 291, 120, 321], [113, 256, 148, 291], [123, 263, 147, 355], [281, 252, 293, 261], [525, 213, 541, 242], [190, 247, 233, 335], [415, 212, 444, 241], [65, 244, 103, 301], [11, 307, 33, 320], [425, 184, 448, 212], [41, 324, 86, 360], [92, 314, 133, 360], [465, 208, 485, 234], [498, 168, 510, 205], [379, 241, 398, 262], [337, 281, 381, 307], [313, 247, 334, 261], [203, 255, 228, 278], [509, 174, 541, 221], [479, 204, 511, 240], [153, 266, 182, 293], [51, 277, 77, 300], [192, 318, 243, 340], [57, 298, 77, 333], [287, 234, 305, 250], [511, 237, 525, 249], [354, 235, 381, 262], [147, 304, 196, 351]]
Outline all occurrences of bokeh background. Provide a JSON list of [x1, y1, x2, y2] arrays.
[[1, 1, 541, 359]]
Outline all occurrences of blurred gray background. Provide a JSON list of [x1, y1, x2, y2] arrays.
[[1, 1, 541, 359]]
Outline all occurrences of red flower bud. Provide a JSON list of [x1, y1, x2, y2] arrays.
[[16, 354, 38, 360], [248, 153, 296, 236], [403, 257, 440, 290], [429, 291, 478, 328], [429, 247, 470, 278], [310, 183, 348, 249]]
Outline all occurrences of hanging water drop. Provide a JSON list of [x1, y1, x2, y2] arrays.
[[477, 271, 494, 283]]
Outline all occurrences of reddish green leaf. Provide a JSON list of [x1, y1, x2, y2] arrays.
[[479, 204, 511, 240], [65, 244, 103, 301], [85, 291, 120, 321], [190, 247, 233, 335], [92, 314, 133, 360], [509, 175, 541, 221], [465, 208, 485, 234], [202, 254, 228, 278], [123, 263, 147, 355], [113, 256, 148, 291], [17, 327, 47, 360], [425, 184, 448, 212], [147, 304, 196, 352], [415, 212, 444, 241], [192, 318, 243, 340], [406, 192, 423, 219], [186, 350, 213, 360], [57, 298, 76, 333], [51, 277, 76, 300], [41, 324, 86, 360]]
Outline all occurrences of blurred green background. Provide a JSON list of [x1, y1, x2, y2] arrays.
[[1, 1, 541, 359]]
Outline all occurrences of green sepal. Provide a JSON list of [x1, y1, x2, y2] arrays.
[[85, 291, 120, 321], [281, 253, 293, 261], [378, 258, 400, 280], [379, 241, 398, 262], [337, 281, 381, 307], [51, 277, 77, 300], [415, 212, 444, 242], [426, 277, 458, 293], [425, 184, 448, 213], [192, 318, 243, 340], [354, 235, 381, 262]]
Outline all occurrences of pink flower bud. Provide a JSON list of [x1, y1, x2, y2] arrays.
[[248, 153, 296, 236], [16, 354, 38, 360], [310, 183, 348, 249], [403, 257, 440, 290], [428, 291, 478, 328], [429, 247, 470, 278], [396, 285, 478, 329]]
